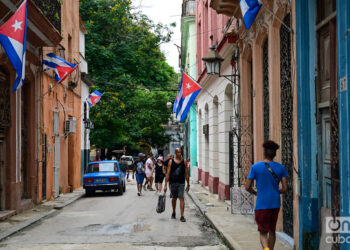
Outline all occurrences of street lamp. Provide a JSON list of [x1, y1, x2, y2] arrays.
[[202, 44, 239, 82], [166, 97, 173, 109], [202, 45, 224, 75]]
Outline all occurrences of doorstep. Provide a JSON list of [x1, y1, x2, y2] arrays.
[[0, 211, 16, 222]]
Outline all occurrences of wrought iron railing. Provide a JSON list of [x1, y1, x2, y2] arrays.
[[280, 14, 294, 238], [182, 0, 195, 17], [34, 0, 61, 33]]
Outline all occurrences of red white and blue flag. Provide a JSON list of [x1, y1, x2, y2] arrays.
[[175, 72, 202, 122], [172, 95, 179, 113], [43, 53, 78, 83], [87, 90, 103, 108], [0, 0, 27, 92]]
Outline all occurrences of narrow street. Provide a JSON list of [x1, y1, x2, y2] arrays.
[[0, 180, 227, 249]]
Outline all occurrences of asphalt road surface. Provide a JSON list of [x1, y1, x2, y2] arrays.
[[0, 180, 227, 249]]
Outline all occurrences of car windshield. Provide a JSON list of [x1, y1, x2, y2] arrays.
[[87, 163, 118, 173]]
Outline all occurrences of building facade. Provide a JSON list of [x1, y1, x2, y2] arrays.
[[0, 0, 83, 217], [40, 0, 82, 199], [0, 0, 61, 214], [79, 17, 91, 185], [296, 0, 350, 249], [206, 0, 298, 247], [181, 0, 198, 178], [195, 0, 235, 201]]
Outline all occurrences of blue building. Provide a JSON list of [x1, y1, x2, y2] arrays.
[[296, 0, 350, 248]]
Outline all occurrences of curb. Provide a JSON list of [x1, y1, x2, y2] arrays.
[[0, 191, 84, 242], [0, 209, 57, 242], [186, 190, 237, 250], [54, 192, 85, 210]]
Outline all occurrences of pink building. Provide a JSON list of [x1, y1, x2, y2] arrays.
[[196, 0, 238, 201]]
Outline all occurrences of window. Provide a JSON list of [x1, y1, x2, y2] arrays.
[[87, 163, 119, 173]]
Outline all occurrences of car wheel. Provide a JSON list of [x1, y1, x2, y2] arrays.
[[85, 189, 95, 196], [123, 181, 126, 192], [118, 183, 123, 195]]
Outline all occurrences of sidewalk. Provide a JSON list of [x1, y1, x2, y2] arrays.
[[187, 183, 293, 250], [0, 188, 85, 242]]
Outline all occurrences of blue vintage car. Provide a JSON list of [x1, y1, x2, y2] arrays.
[[83, 160, 125, 196]]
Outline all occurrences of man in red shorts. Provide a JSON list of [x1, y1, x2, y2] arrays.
[[245, 140, 288, 250]]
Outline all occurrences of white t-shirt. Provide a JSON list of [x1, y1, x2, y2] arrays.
[[145, 158, 153, 174]]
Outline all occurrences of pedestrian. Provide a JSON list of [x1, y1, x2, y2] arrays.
[[164, 148, 190, 222], [163, 153, 173, 174], [145, 153, 155, 191], [154, 156, 166, 193], [245, 140, 288, 250], [120, 155, 128, 180], [93, 150, 101, 161], [133, 153, 146, 196]]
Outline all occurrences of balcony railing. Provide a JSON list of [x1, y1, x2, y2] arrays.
[[182, 0, 195, 17], [34, 0, 61, 32]]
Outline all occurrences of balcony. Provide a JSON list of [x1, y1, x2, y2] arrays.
[[210, 0, 242, 18], [34, 0, 61, 33], [0, 0, 62, 47], [182, 0, 195, 17]]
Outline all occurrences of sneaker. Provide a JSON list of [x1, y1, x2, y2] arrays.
[[171, 213, 176, 219], [137, 192, 140, 196], [180, 216, 186, 222]]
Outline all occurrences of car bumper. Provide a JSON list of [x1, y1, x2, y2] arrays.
[[83, 183, 120, 190]]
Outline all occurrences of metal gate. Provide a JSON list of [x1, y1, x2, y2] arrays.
[[230, 116, 254, 214], [280, 14, 294, 237]]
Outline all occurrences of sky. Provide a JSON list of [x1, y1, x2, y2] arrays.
[[132, 0, 183, 73]]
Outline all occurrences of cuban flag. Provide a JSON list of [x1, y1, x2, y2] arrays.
[[43, 53, 78, 83], [176, 72, 201, 123], [87, 90, 103, 108], [0, 0, 27, 92], [240, 0, 262, 30], [172, 96, 179, 113]]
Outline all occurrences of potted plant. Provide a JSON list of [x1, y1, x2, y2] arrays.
[[225, 29, 238, 43]]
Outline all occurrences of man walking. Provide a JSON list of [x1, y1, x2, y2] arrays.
[[164, 148, 189, 222], [245, 140, 288, 250], [120, 155, 128, 181], [133, 153, 146, 196]]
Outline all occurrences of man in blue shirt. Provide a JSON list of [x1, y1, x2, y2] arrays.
[[245, 140, 288, 250]]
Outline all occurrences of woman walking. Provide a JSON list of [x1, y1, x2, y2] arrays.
[[154, 156, 166, 193]]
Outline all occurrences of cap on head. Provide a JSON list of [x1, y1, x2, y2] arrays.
[[138, 153, 145, 157]]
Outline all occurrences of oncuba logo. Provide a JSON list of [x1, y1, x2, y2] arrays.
[[326, 217, 350, 233]]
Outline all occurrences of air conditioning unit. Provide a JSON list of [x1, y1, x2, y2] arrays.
[[203, 124, 209, 135], [65, 117, 76, 133]]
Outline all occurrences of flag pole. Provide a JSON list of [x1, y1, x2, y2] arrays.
[[261, 5, 294, 34]]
